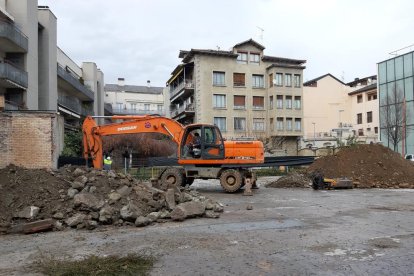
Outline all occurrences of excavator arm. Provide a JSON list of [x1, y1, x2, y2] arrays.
[[82, 115, 185, 169]]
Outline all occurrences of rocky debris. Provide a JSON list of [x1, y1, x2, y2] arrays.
[[246, 204, 253, 210], [0, 165, 223, 234], [266, 173, 311, 188], [307, 144, 414, 188]]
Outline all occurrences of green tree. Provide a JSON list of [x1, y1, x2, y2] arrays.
[[61, 129, 83, 157]]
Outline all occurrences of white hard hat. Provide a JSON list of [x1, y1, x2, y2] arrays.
[[107, 156, 111, 160]]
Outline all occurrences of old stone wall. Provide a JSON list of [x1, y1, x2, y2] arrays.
[[0, 112, 64, 169]]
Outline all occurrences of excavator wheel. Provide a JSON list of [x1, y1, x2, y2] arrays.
[[220, 169, 243, 193], [160, 168, 184, 189]]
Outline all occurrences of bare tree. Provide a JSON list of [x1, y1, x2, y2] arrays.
[[380, 85, 406, 152]]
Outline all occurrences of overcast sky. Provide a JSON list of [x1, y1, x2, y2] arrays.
[[39, 0, 414, 87]]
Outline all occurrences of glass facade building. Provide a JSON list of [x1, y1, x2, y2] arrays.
[[378, 51, 414, 154]]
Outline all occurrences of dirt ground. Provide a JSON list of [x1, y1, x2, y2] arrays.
[[1, 177, 413, 275]]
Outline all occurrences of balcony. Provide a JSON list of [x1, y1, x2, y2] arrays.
[[171, 103, 195, 118], [58, 96, 81, 114], [112, 108, 165, 116], [0, 61, 28, 89], [169, 79, 194, 102], [4, 100, 27, 110], [57, 63, 94, 101], [0, 20, 28, 52]]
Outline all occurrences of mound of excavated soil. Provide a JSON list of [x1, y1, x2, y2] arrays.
[[266, 173, 311, 188], [307, 144, 414, 188], [0, 165, 223, 234]]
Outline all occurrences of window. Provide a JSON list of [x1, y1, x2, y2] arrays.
[[367, 111, 373, 123], [233, 73, 245, 87], [144, 104, 150, 110], [213, 94, 226, 108], [157, 104, 163, 111], [275, 73, 283, 86], [237, 52, 247, 64], [116, 103, 123, 110], [269, 73, 273, 87], [233, 95, 245, 109], [367, 93, 377, 101], [357, 95, 363, 103], [269, 96, 274, 109], [374, 127, 378, 134], [358, 129, 364, 136], [357, 113, 362, 124], [367, 128, 371, 132], [276, 117, 284, 130], [213, 71, 225, 86], [294, 74, 301, 87], [131, 103, 137, 110], [285, 74, 292, 87], [286, 118, 293, 131], [276, 95, 283, 109], [250, 53, 260, 64], [252, 74, 264, 88], [270, 118, 274, 131], [234, 117, 246, 131], [294, 96, 301, 109], [295, 118, 301, 131], [286, 96, 292, 109], [253, 118, 265, 131], [252, 96, 264, 109], [214, 117, 226, 131]]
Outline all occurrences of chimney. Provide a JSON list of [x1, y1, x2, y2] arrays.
[[118, 77, 125, 86], [147, 80, 151, 88]]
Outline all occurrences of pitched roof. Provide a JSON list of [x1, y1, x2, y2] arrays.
[[303, 73, 345, 86], [104, 84, 164, 94], [233, 38, 265, 50], [346, 75, 377, 86], [180, 49, 237, 63], [262, 55, 306, 65], [348, 83, 377, 95]]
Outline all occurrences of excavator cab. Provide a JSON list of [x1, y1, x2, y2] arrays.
[[180, 125, 225, 160]]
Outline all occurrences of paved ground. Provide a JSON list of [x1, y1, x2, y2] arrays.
[[1, 177, 414, 275]]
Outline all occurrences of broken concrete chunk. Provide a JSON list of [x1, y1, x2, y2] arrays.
[[73, 193, 104, 211], [14, 206, 40, 219], [116, 185, 132, 197], [204, 199, 215, 210], [135, 216, 151, 227], [171, 201, 205, 221], [71, 181, 85, 190], [213, 203, 224, 213], [65, 213, 87, 227], [75, 175, 88, 185], [205, 210, 220, 218], [120, 202, 144, 221], [108, 192, 122, 202], [99, 206, 115, 223], [52, 212, 64, 220], [72, 168, 85, 177], [146, 212, 161, 222], [165, 188, 176, 210]]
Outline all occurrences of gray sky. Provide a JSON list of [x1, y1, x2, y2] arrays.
[[39, 0, 414, 87]]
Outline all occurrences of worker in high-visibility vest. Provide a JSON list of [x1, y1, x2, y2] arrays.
[[103, 156, 112, 171]]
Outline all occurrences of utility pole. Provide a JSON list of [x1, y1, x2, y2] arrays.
[[312, 122, 316, 146]]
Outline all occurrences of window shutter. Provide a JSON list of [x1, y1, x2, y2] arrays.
[[234, 95, 245, 106], [253, 96, 264, 106]]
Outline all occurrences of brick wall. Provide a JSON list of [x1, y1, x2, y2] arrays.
[[0, 112, 64, 169]]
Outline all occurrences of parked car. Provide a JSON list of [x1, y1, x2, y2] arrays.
[[405, 154, 414, 161]]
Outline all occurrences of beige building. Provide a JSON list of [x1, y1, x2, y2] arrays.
[[105, 78, 165, 116], [166, 39, 306, 155], [302, 74, 378, 149], [0, 1, 105, 128]]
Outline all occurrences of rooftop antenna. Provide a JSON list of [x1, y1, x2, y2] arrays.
[[256, 26, 264, 43], [341, 71, 345, 82]]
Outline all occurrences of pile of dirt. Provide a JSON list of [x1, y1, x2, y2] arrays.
[[266, 173, 311, 188], [0, 165, 223, 234], [307, 144, 414, 188]]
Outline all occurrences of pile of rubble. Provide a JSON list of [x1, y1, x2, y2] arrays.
[[265, 172, 311, 188], [0, 165, 223, 234], [307, 144, 414, 188]]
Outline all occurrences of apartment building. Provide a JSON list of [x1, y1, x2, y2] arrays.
[[166, 39, 306, 155], [378, 49, 414, 154], [0, 1, 104, 128], [302, 74, 378, 149], [105, 78, 164, 116]]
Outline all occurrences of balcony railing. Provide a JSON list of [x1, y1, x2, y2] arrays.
[[171, 104, 195, 117], [112, 108, 165, 116], [0, 20, 28, 52], [58, 96, 81, 114], [57, 63, 94, 100], [0, 61, 28, 88], [170, 79, 194, 99]]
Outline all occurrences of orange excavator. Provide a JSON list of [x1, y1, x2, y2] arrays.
[[82, 115, 264, 192]]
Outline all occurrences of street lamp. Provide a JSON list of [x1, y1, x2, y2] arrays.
[[312, 122, 316, 146]]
